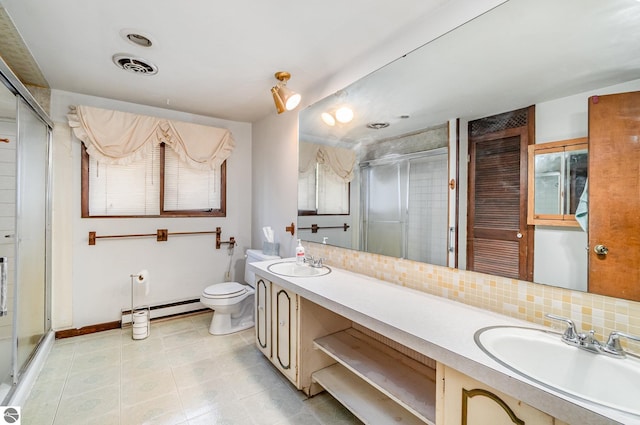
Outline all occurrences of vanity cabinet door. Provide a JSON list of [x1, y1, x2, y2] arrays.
[[440, 366, 554, 425], [272, 282, 299, 384], [254, 275, 299, 386], [255, 278, 271, 358]]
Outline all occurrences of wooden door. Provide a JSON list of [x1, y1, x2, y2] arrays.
[[588, 91, 640, 300], [467, 107, 534, 281]]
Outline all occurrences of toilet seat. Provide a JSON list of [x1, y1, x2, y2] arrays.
[[202, 282, 248, 299]]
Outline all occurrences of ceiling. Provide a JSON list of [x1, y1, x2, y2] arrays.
[[0, 0, 476, 123], [300, 0, 640, 147]]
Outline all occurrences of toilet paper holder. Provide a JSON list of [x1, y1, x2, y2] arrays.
[[129, 271, 150, 340]]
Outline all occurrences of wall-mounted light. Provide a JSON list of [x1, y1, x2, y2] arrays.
[[321, 106, 354, 126], [271, 71, 301, 114]]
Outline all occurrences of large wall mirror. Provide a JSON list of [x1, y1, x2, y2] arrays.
[[298, 0, 640, 301]]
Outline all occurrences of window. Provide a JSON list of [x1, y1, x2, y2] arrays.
[[82, 143, 226, 217], [527, 137, 587, 227], [298, 161, 350, 215]]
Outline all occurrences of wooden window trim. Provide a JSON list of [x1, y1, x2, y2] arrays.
[[81, 143, 226, 218], [526, 137, 587, 227]]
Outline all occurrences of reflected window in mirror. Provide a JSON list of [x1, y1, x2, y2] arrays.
[[298, 142, 356, 216], [298, 162, 350, 215], [527, 138, 587, 227]]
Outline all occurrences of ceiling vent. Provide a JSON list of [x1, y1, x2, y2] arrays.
[[112, 54, 158, 75], [366, 122, 390, 130]]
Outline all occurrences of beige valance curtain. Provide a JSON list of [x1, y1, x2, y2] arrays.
[[67, 105, 234, 170], [298, 142, 356, 182]]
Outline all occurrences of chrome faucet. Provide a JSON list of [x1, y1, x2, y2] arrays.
[[304, 255, 325, 268], [600, 331, 640, 358], [546, 314, 601, 353], [546, 313, 640, 358]]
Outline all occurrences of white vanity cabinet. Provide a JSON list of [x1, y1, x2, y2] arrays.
[[255, 277, 298, 383], [437, 366, 569, 425], [254, 275, 352, 394]]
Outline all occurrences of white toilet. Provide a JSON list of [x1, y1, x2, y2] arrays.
[[200, 249, 280, 335]]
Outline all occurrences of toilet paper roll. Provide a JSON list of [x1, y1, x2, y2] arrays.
[[132, 327, 148, 339], [135, 270, 150, 296], [132, 311, 148, 324]]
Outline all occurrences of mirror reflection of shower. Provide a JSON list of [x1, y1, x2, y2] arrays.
[[361, 148, 448, 265]]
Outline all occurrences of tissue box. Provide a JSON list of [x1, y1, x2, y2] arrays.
[[262, 242, 280, 256]]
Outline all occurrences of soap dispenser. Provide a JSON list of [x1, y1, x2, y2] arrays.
[[296, 239, 305, 264]]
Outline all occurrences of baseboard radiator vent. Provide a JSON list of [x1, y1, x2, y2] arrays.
[[55, 298, 207, 339], [121, 297, 207, 326]]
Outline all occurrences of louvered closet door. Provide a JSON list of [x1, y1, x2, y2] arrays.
[[468, 117, 533, 281]]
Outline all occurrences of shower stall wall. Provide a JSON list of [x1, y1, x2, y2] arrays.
[[361, 148, 449, 266], [0, 58, 52, 404]]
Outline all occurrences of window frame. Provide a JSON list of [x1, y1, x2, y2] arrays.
[[81, 143, 226, 218]]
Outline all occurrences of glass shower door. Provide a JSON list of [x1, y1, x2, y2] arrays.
[[406, 153, 448, 265], [14, 97, 49, 379], [362, 162, 407, 258], [0, 83, 16, 399], [361, 149, 449, 265]]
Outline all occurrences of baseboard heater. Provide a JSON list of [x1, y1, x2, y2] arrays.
[[56, 298, 208, 339], [121, 297, 207, 326]]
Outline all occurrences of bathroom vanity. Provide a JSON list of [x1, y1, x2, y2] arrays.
[[250, 260, 638, 425]]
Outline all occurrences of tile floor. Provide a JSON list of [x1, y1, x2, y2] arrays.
[[22, 313, 363, 425]]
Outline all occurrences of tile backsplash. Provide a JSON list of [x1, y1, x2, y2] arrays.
[[305, 242, 640, 354]]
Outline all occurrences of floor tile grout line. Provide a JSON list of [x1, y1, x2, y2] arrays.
[[28, 313, 362, 425], [50, 340, 77, 425]]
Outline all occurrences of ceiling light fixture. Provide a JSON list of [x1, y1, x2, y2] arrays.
[[119, 29, 155, 48], [271, 71, 301, 114]]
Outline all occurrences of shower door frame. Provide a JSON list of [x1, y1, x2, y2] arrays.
[[0, 57, 53, 401]]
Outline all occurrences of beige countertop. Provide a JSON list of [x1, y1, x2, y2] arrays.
[[250, 258, 638, 425]]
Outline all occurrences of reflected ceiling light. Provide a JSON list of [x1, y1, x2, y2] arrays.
[[321, 106, 354, 127], [321, 112, 336, 126], [335, 106, 354, 123], [271, 71, 301, 114]]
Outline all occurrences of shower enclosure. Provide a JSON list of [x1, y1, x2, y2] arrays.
[[0, 59, 52, 404], [361, 148, 448, 266]]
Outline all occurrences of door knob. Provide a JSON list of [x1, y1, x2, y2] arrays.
[[594, 245, 609, 255], [516, 232, 523, 239]]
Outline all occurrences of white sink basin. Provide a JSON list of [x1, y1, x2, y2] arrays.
[[475, 326, 640, 416], [267, 261, 331, 277]]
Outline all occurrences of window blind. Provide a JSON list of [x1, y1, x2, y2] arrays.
[[163, 147, 220, 211], [88, 145, 160, 215]]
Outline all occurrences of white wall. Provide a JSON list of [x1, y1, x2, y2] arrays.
[[251, 112, 299, 257], [51, 123, 74, 329], [50, 90, 252, 329]]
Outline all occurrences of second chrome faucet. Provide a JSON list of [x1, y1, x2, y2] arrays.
[[546, 313, 640, 358]]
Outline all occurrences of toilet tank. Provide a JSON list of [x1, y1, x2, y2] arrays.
[[244, 249, 280, 287]]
